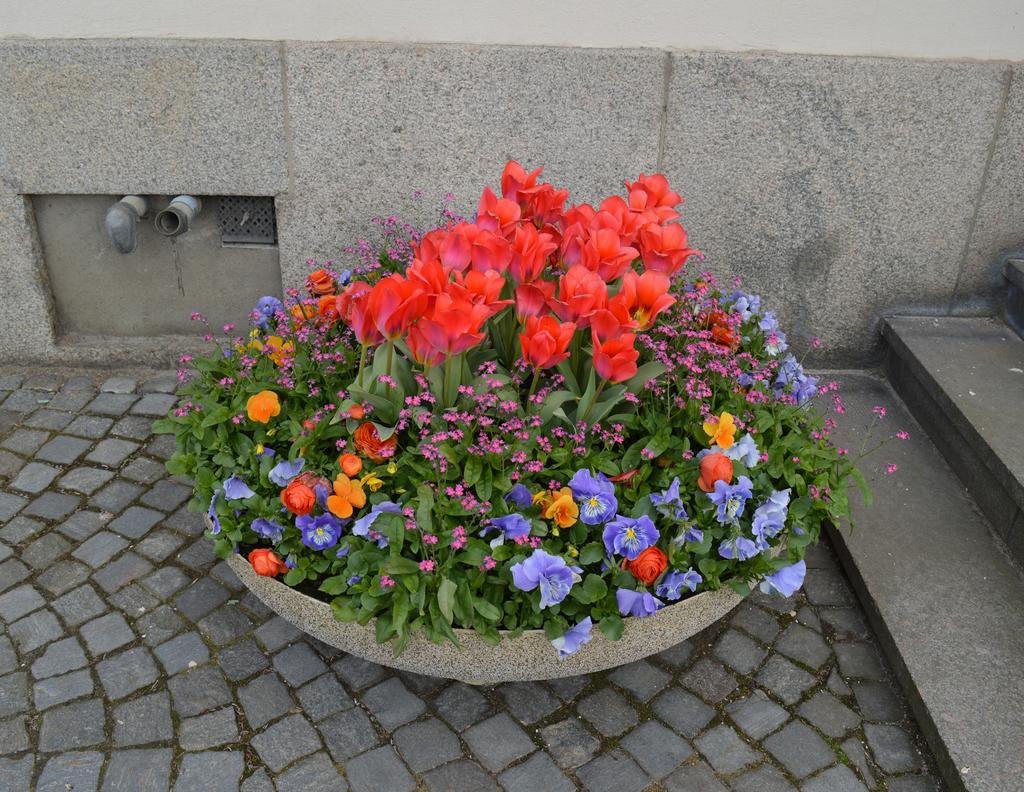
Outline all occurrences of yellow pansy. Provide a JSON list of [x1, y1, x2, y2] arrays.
[[361, 472, 384, 492], [703, 411, 736, 449]]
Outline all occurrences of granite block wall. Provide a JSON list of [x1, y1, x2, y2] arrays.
[[0, 39, 1021, 365]]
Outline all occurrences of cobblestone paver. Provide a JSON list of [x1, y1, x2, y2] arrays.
[[0, 368, 947, 791]]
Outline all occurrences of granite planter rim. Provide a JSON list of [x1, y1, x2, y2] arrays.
[[224, 550, 746, 683]]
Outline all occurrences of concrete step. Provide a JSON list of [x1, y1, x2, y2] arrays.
[[1005, 258, 1024, 337], [828, 370, 1024, 792], [881, 315, 1024, 565]]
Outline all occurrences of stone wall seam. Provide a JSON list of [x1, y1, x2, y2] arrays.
[[656, 50, 673, 171], [950, 64, 1015, 312]]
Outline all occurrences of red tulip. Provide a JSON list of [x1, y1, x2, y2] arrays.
[[592, 330, 639, 384], [596, 196, 648, 242], [406, 323, 446, 368], [580, 227, 639, 282], [638, 223, 699, 275], [469, 229, 513, 273], [551, 265, 608, 328], [509, 224, 557, 284], [612, 269, 676, 330], [453, 269, 507, 308], [367, 274, 428, 340], [624, 173, 682, 222], [501, 160, 544, 203], [514, 280, 556, 321], [339, 282, 383, 347], [417, 295, 491, 357], [476, 186, 521, 234], [520, 316, 576, 370]]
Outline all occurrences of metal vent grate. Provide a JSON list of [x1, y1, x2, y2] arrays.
[[217, 196, 278, 245]]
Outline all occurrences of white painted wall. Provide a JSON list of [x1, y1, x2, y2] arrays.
[[2, 0, 1023, 61]]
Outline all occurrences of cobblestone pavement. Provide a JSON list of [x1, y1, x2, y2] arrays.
[[0, 368, 947, 792]]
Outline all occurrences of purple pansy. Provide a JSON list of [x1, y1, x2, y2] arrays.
[[504, 483, 533, 510], [752, 489, 790, 549], [656, 568, 702, 600], [569, 469, 618, 525], [297, 513, 344, 550], [552, 617, 593, 658], [223, 475, 255, 501], [707, 476, 753, 524], [256, 445, 276, 458], [250, 517, 285, 542], [775, 354, 817, 404], [269, 457, 305, 486], [602, 514, 659, 561], [510, 549, 577, 608], [352, 501, 402, 548], [616, 588, 664, 618], [486, 513, 531, 543], [760, 560, 807, 597], [253, 296, 284, 329], [207, 492, 221, 535], [718, 535, 759, 561], [650, 477, 688, 521], [724, 434, 760, 468]]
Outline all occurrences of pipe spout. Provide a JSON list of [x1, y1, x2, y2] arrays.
[[104, 195, 148, 254], [154, 195, 202, 237]]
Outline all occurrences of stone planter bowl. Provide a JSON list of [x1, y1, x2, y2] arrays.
[[225, 552, 745, 683]]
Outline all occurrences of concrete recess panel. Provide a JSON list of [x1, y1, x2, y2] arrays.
[[663, 52, 1007, 362], [0, 39, 287, 196], [34, 195, 282, 336], [279, 43, 666, 286]]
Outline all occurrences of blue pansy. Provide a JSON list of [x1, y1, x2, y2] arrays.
[[731, 291, 761, 321], [346, 575, 362, 586], [718, 535, 759, 561], [253, 296, 284, 329], [752, 489, 790, 549], [510, 549, 577, 609], [223, 475, 255, 501], [569, 469, 618, 525], [352, 501, 402, 548], [251, 517, 285, 542], [297, 513, 343, 550], [207, 492, 221, 535], [707, 476, 753, 524], [774, 355, 817, 404], [616, 588, 664, 618], [485, 513, 531, 544], [760, 560, 807, 597], [651, 477, 688, 521], [602, 514, 659, 561], [269, 457, 305, 487], [552, 617, 593, 659], [724, 434, 760, 468], [656, 568, 702, 600], [504, 483, 533, 510]]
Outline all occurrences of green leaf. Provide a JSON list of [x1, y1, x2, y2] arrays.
[[625, 361, 668, 391], [283, 568, 306, 586], [539, 391, 578, 425], [319, 575, 348, 596], [415, 484, 434, 534], [850, 467, 873, 507], [571, 573, 608, 604], [381, 557, 420, 576], [598, 614, 625, 641], [464, 457, 483, 486], [437, 578, 457, 625], [728, 578, 752, 597], [472, 597, 502, 621], [579, 543, 605, 565]]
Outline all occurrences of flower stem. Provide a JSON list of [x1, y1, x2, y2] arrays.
[[386, 340, 395, 379], [356, 344, 367, 388], [526, 368, 541, 411]]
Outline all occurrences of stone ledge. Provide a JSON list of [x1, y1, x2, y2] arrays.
[[881, 315, 1024, 562], [827, 370, 1024, 792]]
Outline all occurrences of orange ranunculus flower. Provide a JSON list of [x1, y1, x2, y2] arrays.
[[249, 548, 289, 577], [247, 390, 281, 423], [353, 422, 397, 463], [326, 474, 366, 519], [348, 403, 365, 420], [592, 330, 639, 384], [698, 452, 734, 493], [624, 546, 668, 586], [543, 487, 579, 528], [339, 453, 363, 477], [711, 324, 739, 352], [703, 411, 737, 449], [520, 316, 576, 371], [280, 478, 317, 515], [306, 268, 336, 297]]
